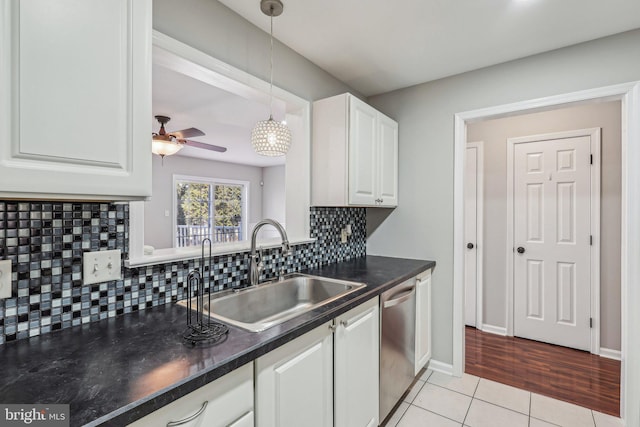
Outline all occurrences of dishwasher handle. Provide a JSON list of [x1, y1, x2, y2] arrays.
[[383, 286, 416, 309]]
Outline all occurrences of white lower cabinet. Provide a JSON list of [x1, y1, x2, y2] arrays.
[[128, 362, 254, 427], [255, 321, 334, 427], [334, 297, 380, 427], [415, 269, 433, 374], [130, 296, 384, 427]]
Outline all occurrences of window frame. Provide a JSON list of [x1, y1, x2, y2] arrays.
[[172, 174, 250, 248]]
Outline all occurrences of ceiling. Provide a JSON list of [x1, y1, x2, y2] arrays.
[[152, 64, 286, 167], [219, 0, 640, 96]]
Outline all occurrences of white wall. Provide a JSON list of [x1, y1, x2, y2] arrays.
[[468, 101, 621, 351], [145, 155, 265, 249], [367, 29, 640, 367]]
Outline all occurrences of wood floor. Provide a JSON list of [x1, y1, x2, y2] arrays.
[[465, 326, 620, 417]]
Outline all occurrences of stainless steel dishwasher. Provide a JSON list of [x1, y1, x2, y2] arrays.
[[379, 277, 416, 422]]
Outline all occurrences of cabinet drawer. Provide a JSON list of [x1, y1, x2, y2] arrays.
[[129, 363, 253, 427]]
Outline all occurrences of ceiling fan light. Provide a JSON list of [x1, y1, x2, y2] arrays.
[[152, 138, 184, 157], [251, 117, 291, 156]]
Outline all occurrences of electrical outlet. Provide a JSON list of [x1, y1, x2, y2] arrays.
[[83, 249, 122, 285], [0, 260, 12, 299], [340, 229, 348, 243]]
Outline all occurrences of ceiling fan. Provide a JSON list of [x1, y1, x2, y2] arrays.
[[152, 115, 227, 159]]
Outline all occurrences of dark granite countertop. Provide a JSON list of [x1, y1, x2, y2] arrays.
[[0, 256, 435, 426]]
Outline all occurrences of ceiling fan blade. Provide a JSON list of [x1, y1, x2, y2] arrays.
[[183, 140, 227, 153], [172, 127, 205, 139]]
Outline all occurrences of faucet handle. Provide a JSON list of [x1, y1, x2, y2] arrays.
[[281, 240, 291, 254], [257, 249, 264, 271]]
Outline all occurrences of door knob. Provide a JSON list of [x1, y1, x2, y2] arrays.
[[467, 243, 474, 249], [517, 246, 525, 254]]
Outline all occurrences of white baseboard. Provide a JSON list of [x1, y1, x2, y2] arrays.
[[481, 324, 508, 336], [599, 347, 622, 361], [428, 359, 454, 376]]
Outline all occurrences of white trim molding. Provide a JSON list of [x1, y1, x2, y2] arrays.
[[453, 81, 640, 425], [427, 359, 454, 376], [481, 324, 507, 336], [600, 348, 622, 361]]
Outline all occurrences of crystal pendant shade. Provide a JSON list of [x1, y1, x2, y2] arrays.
[[251, 116, 291, 157], [252, 0, 291, 157]]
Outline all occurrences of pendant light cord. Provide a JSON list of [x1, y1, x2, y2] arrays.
[[269, 11, 274, 119]]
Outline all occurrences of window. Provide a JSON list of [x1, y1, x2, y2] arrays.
[[174, 176, 248, 248]]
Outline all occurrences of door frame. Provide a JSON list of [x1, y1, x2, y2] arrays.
[[452, 81, 640, 423], [505, 128, 601, 354], [465, 141, 484, 329]]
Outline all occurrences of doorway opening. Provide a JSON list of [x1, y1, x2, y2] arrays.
[[452, 81, 640, 423], [463, 104, 618, 414]]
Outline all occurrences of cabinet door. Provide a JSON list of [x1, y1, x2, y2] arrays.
[[415, 270, 432, 374], [129, 363, 254, 427], [348, 97, 377, 206], [256, 321, 333, 427], [334, 297, 379, 427], [377, 114, 399, 207], [0, 0, 152, 200], [229, 411, 254, 427]]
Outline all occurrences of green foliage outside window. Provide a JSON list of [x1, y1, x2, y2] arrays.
[[214, 185, 242, 226], [175, 179, 244, 246], [176, 182, 210, 226]]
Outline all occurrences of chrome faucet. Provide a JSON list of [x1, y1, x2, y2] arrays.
[[250, 219, 291, 287]]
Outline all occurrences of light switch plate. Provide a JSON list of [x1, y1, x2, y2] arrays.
[[0, 260, 12, 299], [83, 249, 122, 285]]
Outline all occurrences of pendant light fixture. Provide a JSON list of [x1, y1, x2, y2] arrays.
[[251, 0, 291, 157]]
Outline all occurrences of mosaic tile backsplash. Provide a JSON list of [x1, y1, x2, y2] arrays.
[[0, 202, 366, 345]]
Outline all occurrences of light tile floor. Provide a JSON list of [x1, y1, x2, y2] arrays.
[[385, 370, 624, 427]]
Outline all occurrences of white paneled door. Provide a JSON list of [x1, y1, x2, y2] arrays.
[[513, 135, 592, 351], [465, 143, 482, 327]]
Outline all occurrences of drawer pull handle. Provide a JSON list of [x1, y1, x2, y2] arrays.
[[167, 401, 208, 426]]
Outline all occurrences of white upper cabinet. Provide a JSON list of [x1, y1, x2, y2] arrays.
[[348, 98, 378, 205], [312, 93, 398, 207], [377, 114, 399, 207], [0, 0, 152, 200]]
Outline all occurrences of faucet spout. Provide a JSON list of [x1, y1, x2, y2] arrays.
[[250, 219, 290, 287]]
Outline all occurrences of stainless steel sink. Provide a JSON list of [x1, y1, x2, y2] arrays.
[[178, 274, 366, 332]]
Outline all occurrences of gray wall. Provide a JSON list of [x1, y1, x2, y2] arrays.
[[145, 155, 265, 249], [153, 0, 359, 102], [367, 29, 640, 365], [467, 101, 621, 351]]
